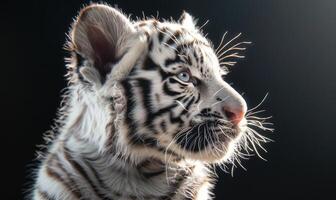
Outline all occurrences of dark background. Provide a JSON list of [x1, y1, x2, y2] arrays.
[[2, 0, 336, 199]]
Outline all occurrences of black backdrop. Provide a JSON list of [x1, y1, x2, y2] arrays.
[[2, 0, 336, 199]]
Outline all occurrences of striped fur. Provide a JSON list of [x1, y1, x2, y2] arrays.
[[31, 3, 270, 200]]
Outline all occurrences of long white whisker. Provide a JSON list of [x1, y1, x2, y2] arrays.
[[216, 32, 242, 56], [218, 53, 245, 62], [215, 31, 228, 53], [246, 110, 266, 116], [212, 86, 226, 98], [247, 93, 269, 113], [175, 100, 189, 111], [196, 99, 204, 112], [216, 41, 251, 59], [199, 20, 209, 30]]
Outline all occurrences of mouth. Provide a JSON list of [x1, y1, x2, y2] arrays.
[[174, 117, 246, 161], [190, 117, 244, 137]]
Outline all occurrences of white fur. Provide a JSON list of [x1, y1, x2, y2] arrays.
[[31, 3, 270, 200]]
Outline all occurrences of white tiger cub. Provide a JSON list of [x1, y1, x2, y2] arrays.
[[32, 3, 271, 200]]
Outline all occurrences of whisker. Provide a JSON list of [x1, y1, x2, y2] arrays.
[[196, 99, 204, 112], [175, 100, 189, 111], [198, 20, 209, 30], [216, 41, 251, 59], [212, 86, 226, 98], [247, 115, 273, 121], [216, 32, 242, 56], [244, 132, 267, 161], [215, 31, 228, 53], [162, 42, 178, 52], [219, 61, 237, 67], [218, 53, 245, 62], [247, 93, 269, 113], [158, 28, 180, 45], [246, 110, 266, 117]]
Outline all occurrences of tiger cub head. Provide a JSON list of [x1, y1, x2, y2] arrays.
[[68, 4, 266, 164]]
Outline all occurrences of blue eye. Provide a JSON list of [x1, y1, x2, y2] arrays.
[[177, 71, 191, 82]]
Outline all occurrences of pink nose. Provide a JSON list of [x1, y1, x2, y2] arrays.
[[223, 107, 245, 125]]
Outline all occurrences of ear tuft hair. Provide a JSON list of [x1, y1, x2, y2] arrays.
[[179, 11, 197, 30]]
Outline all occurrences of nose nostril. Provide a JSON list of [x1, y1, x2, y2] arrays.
[[223, 107, 245, 125], [224, 110, 236, 121]]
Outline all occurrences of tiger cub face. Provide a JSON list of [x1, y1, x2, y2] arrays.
[[70, 4, 249, 163], [121, 20, 247, 163]]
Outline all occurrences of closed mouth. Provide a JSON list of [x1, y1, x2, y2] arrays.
[[189, 117, 239, 137], [174, 118, 242, 154]]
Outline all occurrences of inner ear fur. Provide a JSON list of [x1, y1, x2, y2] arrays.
[[69, 4, 135, 80]]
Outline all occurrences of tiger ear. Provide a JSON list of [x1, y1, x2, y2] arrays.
[[179, 11, 197, 30], [70, 4, 135, 82]]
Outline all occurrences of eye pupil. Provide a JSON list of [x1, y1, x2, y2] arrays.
[[177, 71, 191, 82]]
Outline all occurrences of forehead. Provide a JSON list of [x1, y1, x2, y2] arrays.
[[136, 19, 221, 78], [179, 43, 220, 78]]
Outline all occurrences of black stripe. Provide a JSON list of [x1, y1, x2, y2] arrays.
[[75, 52, 85, 67], [180, 96, 195, 116], [159, 68, 174, 80], [143, 55, 160, 70], [163, 82, 180, 96], [129, 134, 157, 146], [37, 188, 57, 200], [141, 170, 165, 178], [74, 53, 91, 85], [120, 79, 136, 123], [129, 133, 180, 157], [63, 147, 112, 200], [121, 77, 181, 157], [164, 55, 182, 67], [137, 159, 165, 179], [199, 50, 204, 64], [83, 156, 132, 199], [135, 78, 160, 134], [83, 160, 113, 197], [181, 96, 190, 103], [175, 95, 186, 101], [135, 78, 153, 113], [158, 146, 180, 157], [148, 39, 154, 53], [186, 55, 192, 66], [194, 93, 201, 104], [146, 103, 178, 126], [198, 108, 222, 118], [120, 79, 139, 144], [193, 48, 199, 63], [185, 96, 195, 111], [45, 155, 82, 199], [166, 30, 183, 45], [157, 29, 165, 43], [152, 20, 159, 27]]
